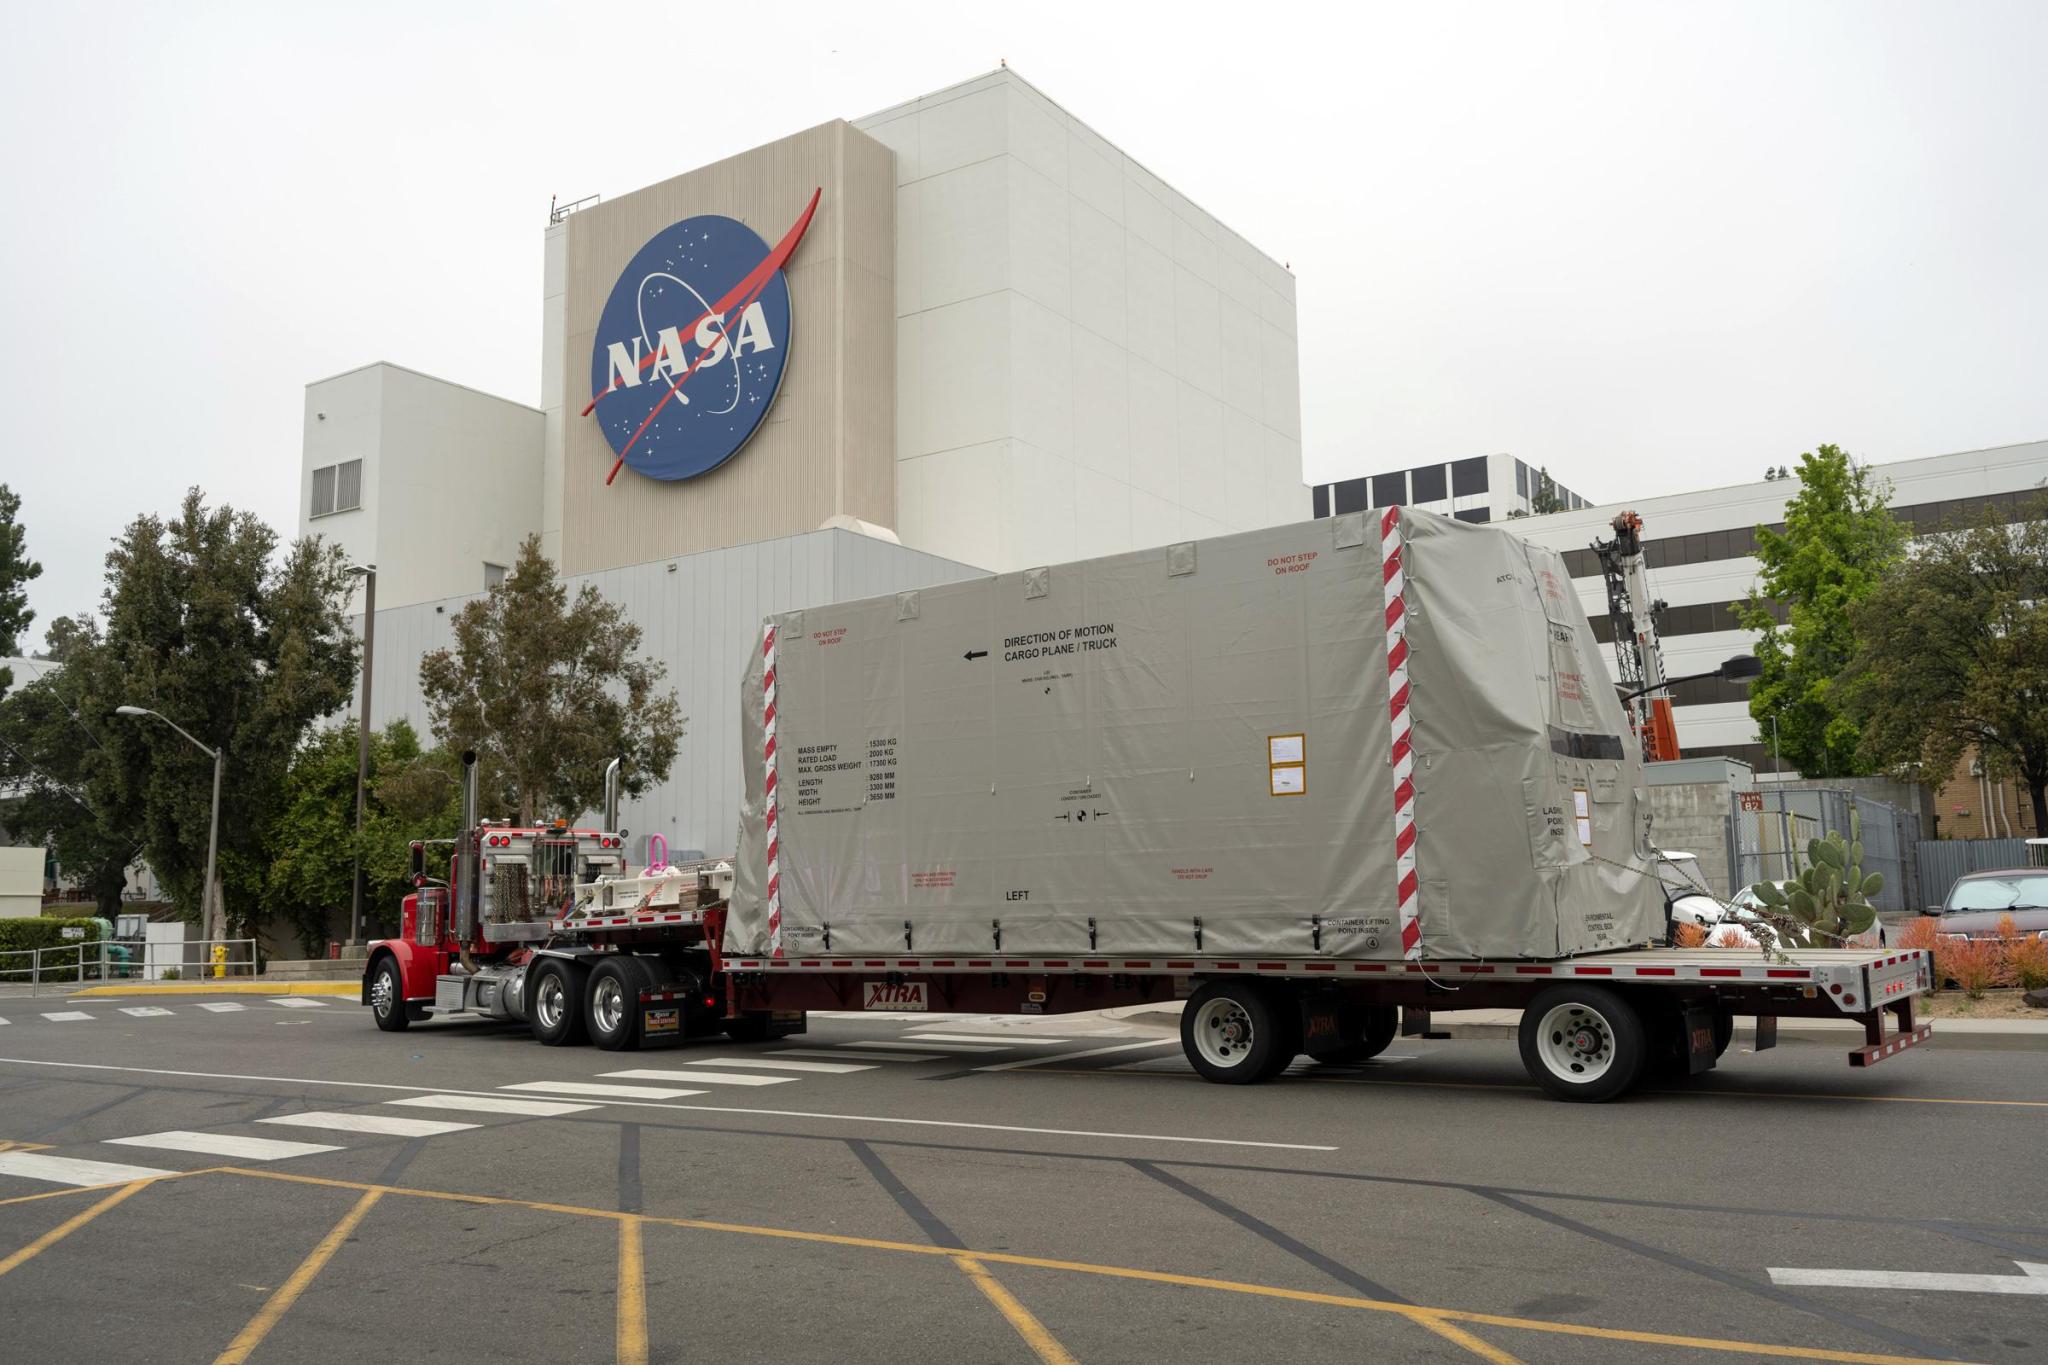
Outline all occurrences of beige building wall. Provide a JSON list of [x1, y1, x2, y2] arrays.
[[554, 120, 897, 576], [856, 70, 1305, 572]]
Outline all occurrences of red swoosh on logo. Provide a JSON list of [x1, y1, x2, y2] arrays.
[[584, 187, 822, 486]]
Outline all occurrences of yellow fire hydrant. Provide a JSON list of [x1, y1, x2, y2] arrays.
[[211, 943, 228, 979]]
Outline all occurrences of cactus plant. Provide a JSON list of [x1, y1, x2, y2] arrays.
[[1744, 809, 1884, 948]]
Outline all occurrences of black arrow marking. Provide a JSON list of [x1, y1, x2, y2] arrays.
[[963, 649, 988, 661]]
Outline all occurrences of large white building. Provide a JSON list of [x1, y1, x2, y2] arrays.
[[1318, 440, 2048, 767], [298, 68, 1306, 856]]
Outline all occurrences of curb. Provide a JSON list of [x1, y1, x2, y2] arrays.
[[70, 981, 358, 998]]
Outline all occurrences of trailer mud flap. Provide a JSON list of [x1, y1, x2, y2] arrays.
[[1680, 1004, 1718, 1075]]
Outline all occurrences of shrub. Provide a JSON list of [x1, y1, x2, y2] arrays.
[[1672, 920, 1708, 948], [1937, 936, 2004, 999], [1711, 926, 1750, 949], [1897, 917, 1938, 953], [0, 918, 108, 981], [1996, 916, 2048, 991]]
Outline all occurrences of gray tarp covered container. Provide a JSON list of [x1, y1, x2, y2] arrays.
[[727, 510, 1663, 961]]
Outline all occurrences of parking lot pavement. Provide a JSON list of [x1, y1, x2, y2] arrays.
[[2, 996, 2045, 1364]]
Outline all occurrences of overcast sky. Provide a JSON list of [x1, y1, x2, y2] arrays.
[[3, 1, 2043, 648]]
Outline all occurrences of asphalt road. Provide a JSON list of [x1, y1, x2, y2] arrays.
[[0, 991, 2043, 1365]]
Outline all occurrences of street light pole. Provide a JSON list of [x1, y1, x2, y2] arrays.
[[347, 564, 377, 946], [115, 705, 223, 941]]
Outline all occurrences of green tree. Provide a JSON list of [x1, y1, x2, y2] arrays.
[[1529, 467, 1567, 515], [266, 720, 471, 954], [98, 490, 359, 938], [1737, 445, 1904, 776], [0, 618, 140, 916], [0, 484, 43, 693], [420, 535, 683, 824], [1839, 494, 2048, 833]]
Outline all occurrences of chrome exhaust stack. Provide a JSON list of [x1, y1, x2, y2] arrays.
[[457, 749, 479, 941], [602, 757, 622, 834]]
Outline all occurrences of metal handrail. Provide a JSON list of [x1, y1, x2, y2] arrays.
[[0, 937, 259, 992]]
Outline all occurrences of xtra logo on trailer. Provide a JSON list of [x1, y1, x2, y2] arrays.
[[583, 189, 820, 485]]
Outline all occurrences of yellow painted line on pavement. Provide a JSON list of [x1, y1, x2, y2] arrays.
[[0, 1178, 152, 1279], [202, 1168, 1975, 1365], [212, 1187, 382, 1365], [71, 981, 355, 997], [955, 1256, 1079, 1365], [1408, 1313, 1528, 1365], [617, 1216, 647, 1365]]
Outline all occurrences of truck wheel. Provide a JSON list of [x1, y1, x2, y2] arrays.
[[1518, 985, 1647, 1102], [1310, 1005, 1399, 1064], [587, 957, 651, 1052], [368, 956, 409, 1033], [1182, 980, 1290, 1084], [529, 959, 589, 1047]]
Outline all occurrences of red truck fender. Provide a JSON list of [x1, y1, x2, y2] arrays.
[[361, 937, 439, 1007]]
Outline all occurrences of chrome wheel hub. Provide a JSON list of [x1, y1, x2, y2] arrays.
[[593, 976, 624, 1035], [1193, 997, 1257, 1068], [1536, 1002, 1614, 1082], [535, 973, 565, 1031]]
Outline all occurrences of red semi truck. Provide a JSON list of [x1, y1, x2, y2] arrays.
[[362, 511, 1937, 1102], [361, 776, 1932, 1104]]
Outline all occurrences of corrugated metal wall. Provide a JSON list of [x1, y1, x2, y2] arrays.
[[356, 530, 986, 859], [1917, 838, 2038, 907]]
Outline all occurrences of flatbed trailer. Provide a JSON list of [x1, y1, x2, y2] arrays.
[[367, 853, 1935, 1103]]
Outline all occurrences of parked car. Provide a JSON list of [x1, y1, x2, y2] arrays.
[[1658, 851, 1885, 949], [1921, 869, 2048, 941]]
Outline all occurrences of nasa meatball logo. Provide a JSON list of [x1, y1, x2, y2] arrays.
[[584, 190, 820, 484]]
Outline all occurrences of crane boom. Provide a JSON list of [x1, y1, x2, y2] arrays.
[[1593, 511, 1682, 762]]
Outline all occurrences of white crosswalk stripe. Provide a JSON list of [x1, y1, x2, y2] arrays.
[[118, 1007, 175, 1018], [388, 1094, 596, 1117], [197, 1002, 246, 1013], [260, 1111, 479, 1139], [0, 1151, 176, 1187], [269, 998, 331, 1008], [775, 1048, 946, 1063], [0, 1017, 9, 1026], [105, 1130, 341, 1161], [683, 1056, 875, 1074], [502, 1081, 705, 1100], [599, 1069, 794, 1087], [41, 1012, 92, 1022], [842, 1040, 1004, 1053], [906, 1033, 1071, 1045]]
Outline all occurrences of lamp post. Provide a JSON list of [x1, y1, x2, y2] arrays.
[[347, 564, 377, 946], [1616, 654, 1762, 708], [115, 705, 222, 941]]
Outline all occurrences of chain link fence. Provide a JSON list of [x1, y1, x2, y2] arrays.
[[1730, 789, 1912, 911]]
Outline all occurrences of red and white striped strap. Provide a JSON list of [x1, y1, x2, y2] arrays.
[[761, 623, 783, 959], [1381, 506, 1421, 960]]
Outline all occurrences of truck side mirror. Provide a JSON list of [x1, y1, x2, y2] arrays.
[[409, 841, 425, 885]]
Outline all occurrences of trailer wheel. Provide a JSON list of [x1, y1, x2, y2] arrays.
[[587, 957, 652, 1052], [529, 959, 589, 1047], [1309, 1005, 1399, 1064], [1518, 986, 1647, 1102], [368, 956, 408, 1033], [1182, 980, 1291, 1084]]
